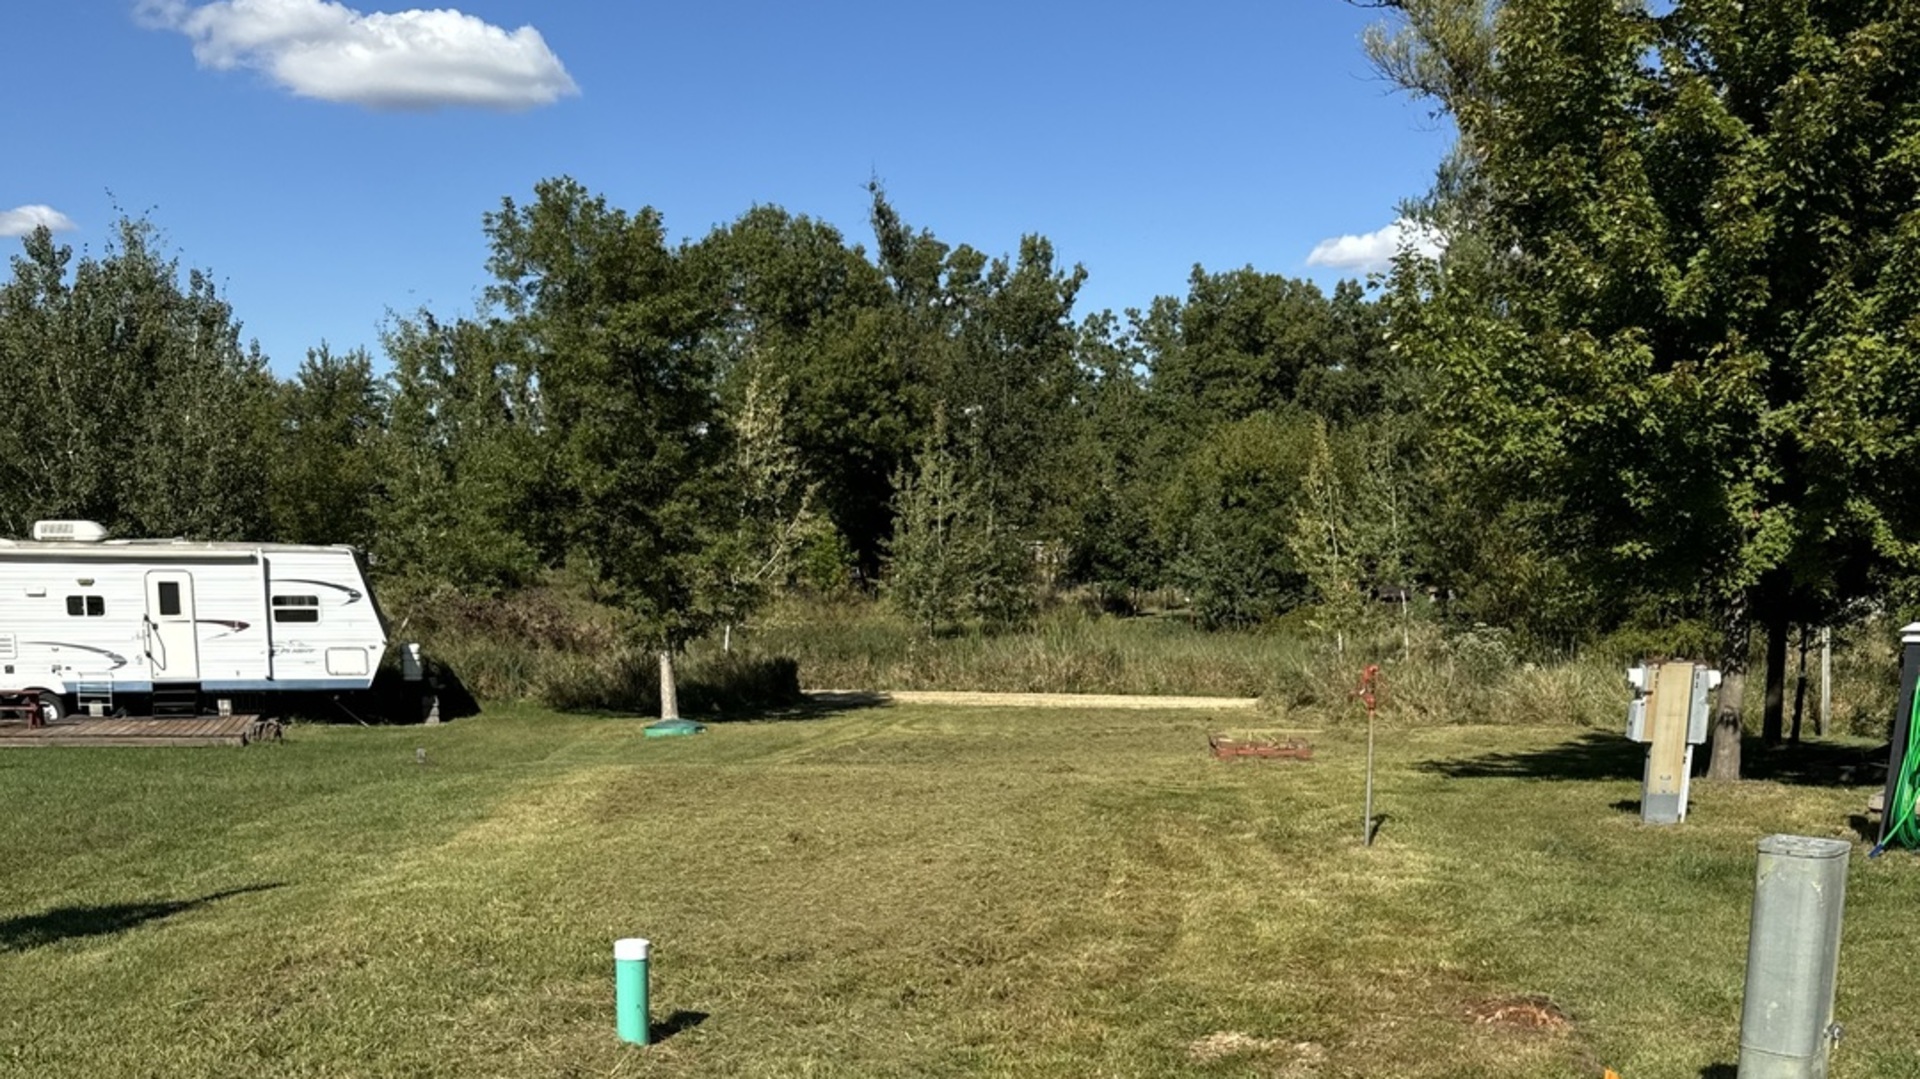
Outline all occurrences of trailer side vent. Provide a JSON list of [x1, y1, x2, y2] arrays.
[[32, 520, 108, 542]]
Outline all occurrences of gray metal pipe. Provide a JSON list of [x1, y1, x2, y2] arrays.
[[1737, 835, 1850, 1079]]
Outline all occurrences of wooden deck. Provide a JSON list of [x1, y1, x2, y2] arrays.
[[0, 713, 278, 748]]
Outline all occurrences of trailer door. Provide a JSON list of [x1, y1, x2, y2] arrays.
[[144, 570, 201, 681]]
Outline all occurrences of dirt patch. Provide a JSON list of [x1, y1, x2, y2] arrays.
[[1187, 1031, 1326, 1067], [1466, 995, 1572, 1032]]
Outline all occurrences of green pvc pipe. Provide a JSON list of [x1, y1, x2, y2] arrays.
[[615, 937, 650, 1045]]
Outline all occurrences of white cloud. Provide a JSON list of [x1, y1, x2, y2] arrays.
[[138, 0, 579, 111], [0, 205, 78, 237], [1306, 218, 1443, 274]]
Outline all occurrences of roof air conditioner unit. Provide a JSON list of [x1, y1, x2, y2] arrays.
[[32, 520, 108, 543]]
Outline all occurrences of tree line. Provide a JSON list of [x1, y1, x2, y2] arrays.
[[0, 182, 1426, 641], [5, 1, 1919, 781]]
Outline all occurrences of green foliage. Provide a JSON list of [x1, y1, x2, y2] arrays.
[[1061, 312, 1164, 595], [1363, 0, 1920, 768], [884, 423, 1033, 635], [692, 369, 836, 631], [484, 177, 723, 644], [1374, 0, 1920, 631], [1161, 411, 1319, 627], [692, 205, 900, 568], [0, 218, 275, 539], [269, 345, 384, 547], [373, 312, 544, 593], [1144, 268, 1399, 432]]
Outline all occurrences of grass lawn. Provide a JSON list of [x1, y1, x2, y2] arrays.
[[2, 703, 1916, 1078]]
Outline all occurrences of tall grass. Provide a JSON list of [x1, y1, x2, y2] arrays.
[[379, 581, 801, 717], [384, 578, 1905, 737]]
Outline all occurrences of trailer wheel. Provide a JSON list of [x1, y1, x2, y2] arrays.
[[27, 690, 65, 725]]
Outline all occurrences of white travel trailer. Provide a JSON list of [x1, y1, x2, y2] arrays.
[[0, 521, 388, 720]]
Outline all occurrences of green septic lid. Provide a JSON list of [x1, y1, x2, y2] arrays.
[[644, 718, 706, 737]]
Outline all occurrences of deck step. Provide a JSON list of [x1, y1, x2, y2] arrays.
[[151, 682, 201, 718]]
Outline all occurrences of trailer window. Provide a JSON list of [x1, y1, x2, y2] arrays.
[[65, 595, 104, 617], [272, 595, 320, 623], [157, 581, 181, 616]]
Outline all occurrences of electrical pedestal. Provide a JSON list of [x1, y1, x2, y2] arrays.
[[1625, 660, 1719, 825]]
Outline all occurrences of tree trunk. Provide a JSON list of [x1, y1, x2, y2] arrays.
[[659, 650, 680, 721], [1708, 612, 1751, 781], [1790, 626, 1809, 745], [1763, 605, 1789, 747], [1708, 668, 1746, 780]]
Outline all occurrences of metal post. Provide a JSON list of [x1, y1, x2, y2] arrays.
[[1817, 627, 1830, 738], [615, 937, 651, 1045], [1355, 665, 1380, 846], [1364, 709, 1376, 846], [1737, 836, 1849, 1078]]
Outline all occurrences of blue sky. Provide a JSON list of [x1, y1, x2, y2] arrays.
[[5, 1, 1454, 375]]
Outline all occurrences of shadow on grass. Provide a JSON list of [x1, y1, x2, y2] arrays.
[[1366, 812, 1394, 844], [561, 690, 893, 726], [651, 1009, 708, 1042], [719, 690, 896, 724], [1700, 1065, 1736, 1078], [1848, 814, 1880, 843], [0, 883, 283, 952], [1420, 732, 1642, 782], [1422, 731, 1886, 789]]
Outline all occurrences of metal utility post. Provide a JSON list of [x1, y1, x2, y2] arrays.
[[1817, 626, 1831, 738], [1736, 835, 1849, 1078], [1354, 665, 1381, 846], [1625, 660, 1718, 824]]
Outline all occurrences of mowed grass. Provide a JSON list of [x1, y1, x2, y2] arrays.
[[3, 706, 1918, 1077]]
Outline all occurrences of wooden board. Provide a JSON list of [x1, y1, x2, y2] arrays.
[[0, 713, 270, 748]]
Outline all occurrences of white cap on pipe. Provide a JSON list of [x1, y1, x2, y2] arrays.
[[615, 937, 651, 961]]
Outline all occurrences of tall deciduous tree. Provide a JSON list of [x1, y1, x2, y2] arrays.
[[1367, 0, 1920, 778], [374, 312, 544, 593], [692, 205, 898, 571], [0, 219, 274, 540], [885, 410, 1031, 635], [1161, 410, 1319, 627], [271, 345, 384, 548], [484, 177, 722, 645], [694, 369, 830, 639]]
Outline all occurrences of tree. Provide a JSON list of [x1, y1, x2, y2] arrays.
[[1160, 410, 1319, 627], [884, 413, 1030, 635], [694, 369, 832, 641], [1060, 311, 1165, 603], [1366, 0, 1920, 777], [867, 184, 1089, 546], [374, 312, 544, 593], [691, 205, 900, 572], [270, 345, 384, 548], [0, 218, 274, 540], [1288, 417, 1365, 651], [483, 177, 722, 646], [1144, 267, 1373, 430]]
